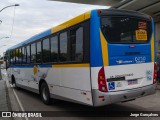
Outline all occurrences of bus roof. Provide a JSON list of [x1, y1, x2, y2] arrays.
[[8, 29, 51, 51], [7, 9, 150, 51], [7, 10, 91, 51]]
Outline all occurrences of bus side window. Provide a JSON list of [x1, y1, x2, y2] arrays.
[[18, 48, 22, 64], [13, 50, 16, 64], [51, 36, 58, 62], [5, 51, 10, 69], [16, 49, 19, 64], [43, 38, 50, 63], [10, 51, 13, 65], [70, 26, 83, 62], [37, 41, 42, 63], [59, 32, 68, 62], [27, 45, 30, 63], [22, 47, 27, 64], [83, 20, 90, 63], [31, 43, 36, 63]]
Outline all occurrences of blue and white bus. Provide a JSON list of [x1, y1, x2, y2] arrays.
[[5, 9, 156, 106]]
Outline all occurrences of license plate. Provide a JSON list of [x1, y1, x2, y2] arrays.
[[128, 79, 138, 85]]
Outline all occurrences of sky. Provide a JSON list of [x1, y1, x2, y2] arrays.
[[0, 0, 110, 57]]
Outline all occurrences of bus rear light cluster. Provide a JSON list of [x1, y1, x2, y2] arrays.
[[98, 67, 108, 92], [153, 62, 157, 84]]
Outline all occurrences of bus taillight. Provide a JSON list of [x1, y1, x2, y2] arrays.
[[98, 67, 108, 92], [153, 62, 157, 84]]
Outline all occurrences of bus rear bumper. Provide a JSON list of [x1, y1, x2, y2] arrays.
[[92, 84, 156, 107]]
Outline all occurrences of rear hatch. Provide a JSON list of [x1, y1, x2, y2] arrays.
[[101, 13, 154, 91]]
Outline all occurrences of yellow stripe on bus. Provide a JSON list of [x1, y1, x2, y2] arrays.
[[52, 63, 90, 68], [84, 11, 91, 20], [151, 34, 155, 62], [100, 31, 109, 66], [51, 11, 91, 33]]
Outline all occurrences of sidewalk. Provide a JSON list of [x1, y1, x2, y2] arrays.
[[0, 80, 9, 111], [0, 79, 11, 120]]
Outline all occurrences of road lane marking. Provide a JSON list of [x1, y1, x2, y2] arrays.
[[11, 85, 29, 120], [3, 70, 29, 120]]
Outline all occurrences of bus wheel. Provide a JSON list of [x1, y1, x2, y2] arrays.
[[40, 82, 50, 105]]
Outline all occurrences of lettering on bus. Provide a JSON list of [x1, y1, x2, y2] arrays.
[[109, 73, 134, 80], [135, 56, 146, 63], [135, 30, 147, 41], [115, 73, 134, 78], [116, 60, 133, 64], [138, 22, 147, 29]]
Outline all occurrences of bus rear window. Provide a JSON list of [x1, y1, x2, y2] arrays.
[[101, 17, 152, 43]]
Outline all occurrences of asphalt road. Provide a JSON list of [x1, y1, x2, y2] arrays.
[[2, 70, 160, 120]]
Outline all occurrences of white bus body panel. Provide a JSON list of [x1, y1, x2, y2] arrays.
[[47, 67, 93, 105], [105, 62, 154, 91], [91, 63, 154, 90], [7, 66, 93, 106], [91, 62, 156, 106]]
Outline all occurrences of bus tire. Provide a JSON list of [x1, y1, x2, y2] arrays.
[[40, 82, 51, 105]]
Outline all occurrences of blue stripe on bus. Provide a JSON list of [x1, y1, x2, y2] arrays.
[[8, 29, 51, 50], [10, 64, 52, 68], [90, 10, 103, 67]]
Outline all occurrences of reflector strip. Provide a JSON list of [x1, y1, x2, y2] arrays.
[[52, 63, 90, 68]]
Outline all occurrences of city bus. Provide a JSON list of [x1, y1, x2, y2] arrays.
[[5, 9, 157, 106]]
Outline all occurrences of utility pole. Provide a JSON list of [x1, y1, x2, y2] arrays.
[[0, 4, 20, 80]]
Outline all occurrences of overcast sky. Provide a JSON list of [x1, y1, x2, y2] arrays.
[[0, 0, 109, 56]]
